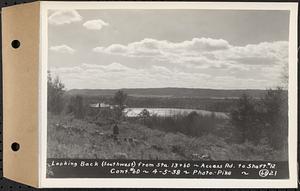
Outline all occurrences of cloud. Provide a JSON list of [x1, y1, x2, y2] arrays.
[[50, 62, 213, 89], [50, 44, 75, 54], [50, 60, 283, 89], [93, 44, 127, 55], [50, 37, 288, 89], [213, 41, 288, 66], [93, 38, 288, 70], [83, 19, 109, 30], [94, 38, 229, 57], [81, 62, 131, 72], [48, 10, 82, 25]]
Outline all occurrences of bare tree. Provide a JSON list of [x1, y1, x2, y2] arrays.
[[113, 90, 128, 110], [48, 71, 65, 114]]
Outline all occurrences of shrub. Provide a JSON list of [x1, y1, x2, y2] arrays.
[[67, 95, 86, 119]]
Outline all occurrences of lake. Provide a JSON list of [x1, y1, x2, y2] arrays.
[[124, 108, 228, 119]]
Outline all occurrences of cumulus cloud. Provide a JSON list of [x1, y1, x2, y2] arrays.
[[50, 44, 75, 54], [83, 19, 109, 30], [89, 38, 289, 89], [94, 38, 229, 57], [81, 62, 131, 72], [48, 10, 82, 25], [93, 38, 288, 70], [213, 41, 288, 66]]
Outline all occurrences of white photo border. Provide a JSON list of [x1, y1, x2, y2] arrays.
[[39, 1, 298, 188]]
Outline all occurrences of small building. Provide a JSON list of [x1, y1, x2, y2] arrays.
[[89, 102, 111, 108]]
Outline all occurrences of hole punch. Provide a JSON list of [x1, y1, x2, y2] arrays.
[[11, 40, 20, 49], [11, 142, 20, 152]]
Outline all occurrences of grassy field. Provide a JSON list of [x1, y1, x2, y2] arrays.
[[47, 113, 287, 161]]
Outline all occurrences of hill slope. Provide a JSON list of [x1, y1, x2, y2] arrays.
[[47, 113, 285, 161]]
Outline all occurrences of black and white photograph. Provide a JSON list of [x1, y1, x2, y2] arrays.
[[44, 2, 297, 183]]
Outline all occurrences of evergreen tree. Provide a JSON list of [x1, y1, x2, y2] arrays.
[[262, 88, 288, 149]]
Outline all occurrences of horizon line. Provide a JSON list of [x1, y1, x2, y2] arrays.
[[66, 87, 278, 91]]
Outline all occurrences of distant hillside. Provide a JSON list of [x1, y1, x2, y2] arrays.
[[67, 88, 268, 99]]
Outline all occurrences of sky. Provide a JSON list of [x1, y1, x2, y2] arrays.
[[48, 9, 290, 90]]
